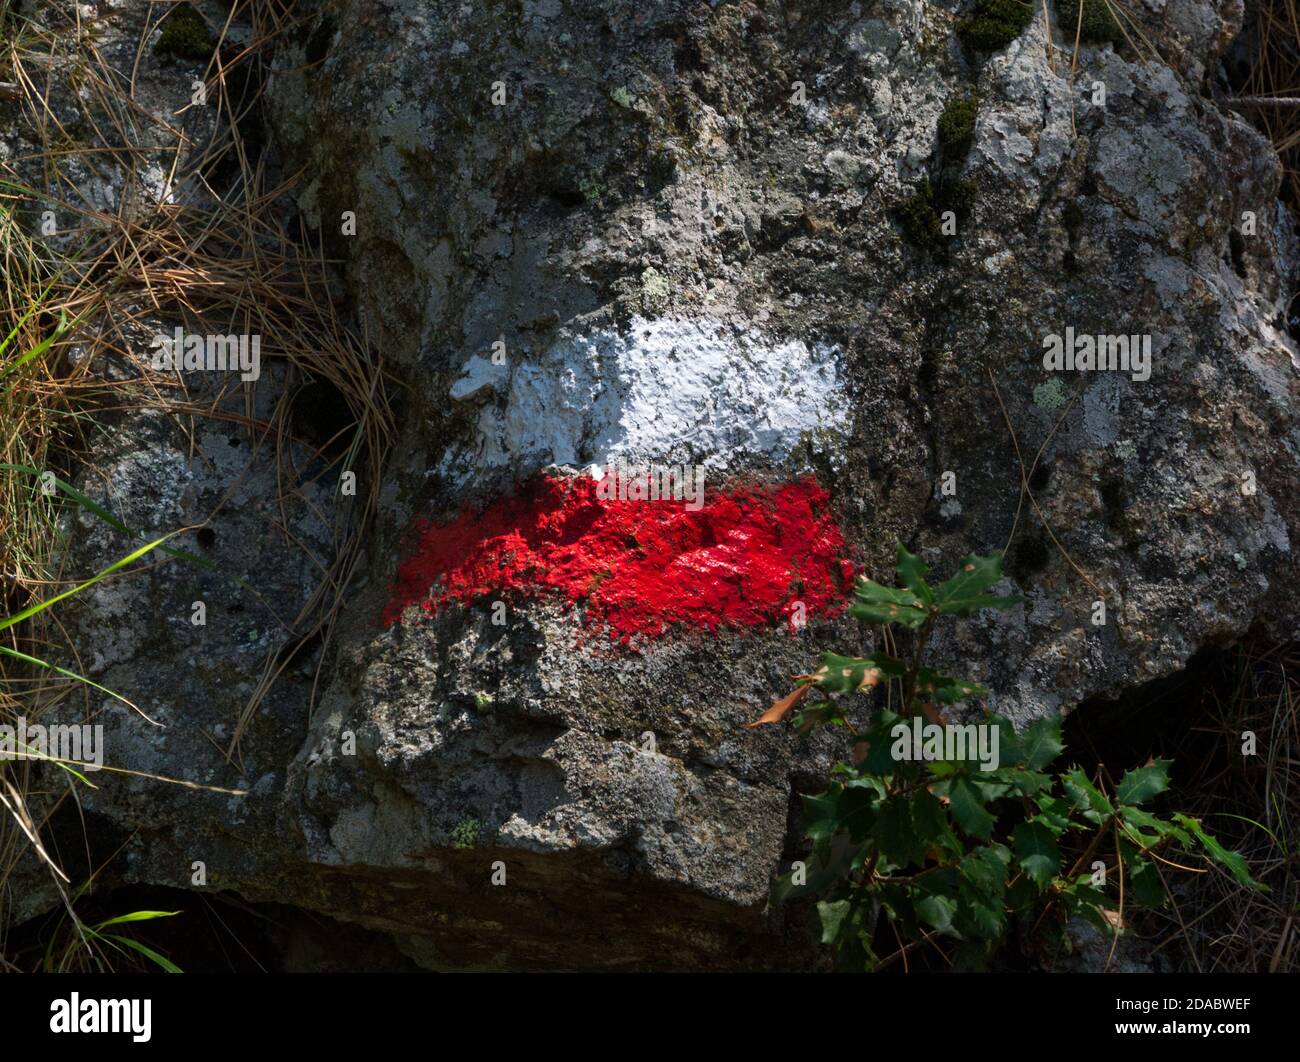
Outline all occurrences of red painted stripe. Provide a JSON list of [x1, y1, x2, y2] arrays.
[[381, 472, 854, 644]]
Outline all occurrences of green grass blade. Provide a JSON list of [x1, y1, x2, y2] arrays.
[[0, 305, 93, 391], [0, 462, 279, 615], [103, 934, 182, 973], [0, 275, 59, 363], [0, 726, 94, 787], [92, 910, 181, 929], [1206, 812, 1281, 851], [0, 643, 137, 727], [0, 531, 178, 633]]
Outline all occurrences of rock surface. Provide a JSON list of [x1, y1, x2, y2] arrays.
[[7, 0, 1300, 968]]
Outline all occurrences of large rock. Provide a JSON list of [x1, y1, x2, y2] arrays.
[[10, 0, 1300, 968]]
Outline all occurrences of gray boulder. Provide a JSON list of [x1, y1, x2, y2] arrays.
[[8, 0, 1299, 969]]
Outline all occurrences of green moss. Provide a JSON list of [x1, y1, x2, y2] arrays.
[[942, 178, 979, 218], [898, 179, 942, 246], [897, 177, 978, 248], [154, 3, 214, 62], [937, 94, 978, 165], [957, 0, 1034, 53], [1056, 0, 1123, 44], [451, 817, 481, 849]]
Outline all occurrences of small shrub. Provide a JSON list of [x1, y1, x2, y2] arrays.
[[957, 0, 1034, 53], [755, 545, 1265, 971]]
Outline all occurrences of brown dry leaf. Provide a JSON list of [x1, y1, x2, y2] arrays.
[[1101, 909, 1125, 930], [745, 683, 812, 728], [920, 700, 944, 726]]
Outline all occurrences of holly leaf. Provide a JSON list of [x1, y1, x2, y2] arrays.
[[1059, 877, 1112, 925], [1063, 768, 1115, 824], [912, 871, 961, 935], [804, 651, 903, 694], [850, 578, 929, 628], [1013, 820, 1062, 889], [817, 900, 853, 945], [1019, 715, 1064, 770], [911, 786, 962, 860], [836, 786, 882, 842], [999, 767, 1052, 797], [984, 714, 1022, 764], [932, 552, 1022, 617], [1115, 759, 1172, 806], [1119, 805, 1183, 847], [895, 544, 934, 604], [946, 776, 996, 839], [1120, 842, 1166, 907], [960, 843, 1011, 892], [793, 700, 849, 733], [874, 796, 925, 866], [1174, 814, 1268, 892], [1033, 793, 1074, 833], [957, 845, 1010, 940], [801, 790, 841, 847], [915, 667, 987, 703], [914, 892, 958, 935]]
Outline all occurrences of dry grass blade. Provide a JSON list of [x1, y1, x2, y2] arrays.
[[1, 0, 393, 964]]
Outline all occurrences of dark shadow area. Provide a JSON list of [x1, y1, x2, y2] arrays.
[[7, 884, 422, 973]]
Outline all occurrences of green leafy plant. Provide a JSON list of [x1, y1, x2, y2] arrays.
[[755, 545, 1265, 971]]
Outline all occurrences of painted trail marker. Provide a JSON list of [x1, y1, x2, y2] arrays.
[[383, 473, 854, 644]]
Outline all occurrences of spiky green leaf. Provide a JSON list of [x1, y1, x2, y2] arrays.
[[915, 667, 987, 703], [895, 544, 934, 604], [1013, 820, 1062, 889], [805, 651, 904, 694], [946, 776, 996, 839], [1115, 759, 1172, 807], [1019, 715, 1064, 770], [1063, 768, 1115, 824], [817, 900, 853, 945], [850, 579, 929, 628], [932, 552, 1022, 616], [1174, 814, 1267, 892]]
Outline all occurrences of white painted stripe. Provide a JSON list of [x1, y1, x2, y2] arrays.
[[443, 316, 849, 483]]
